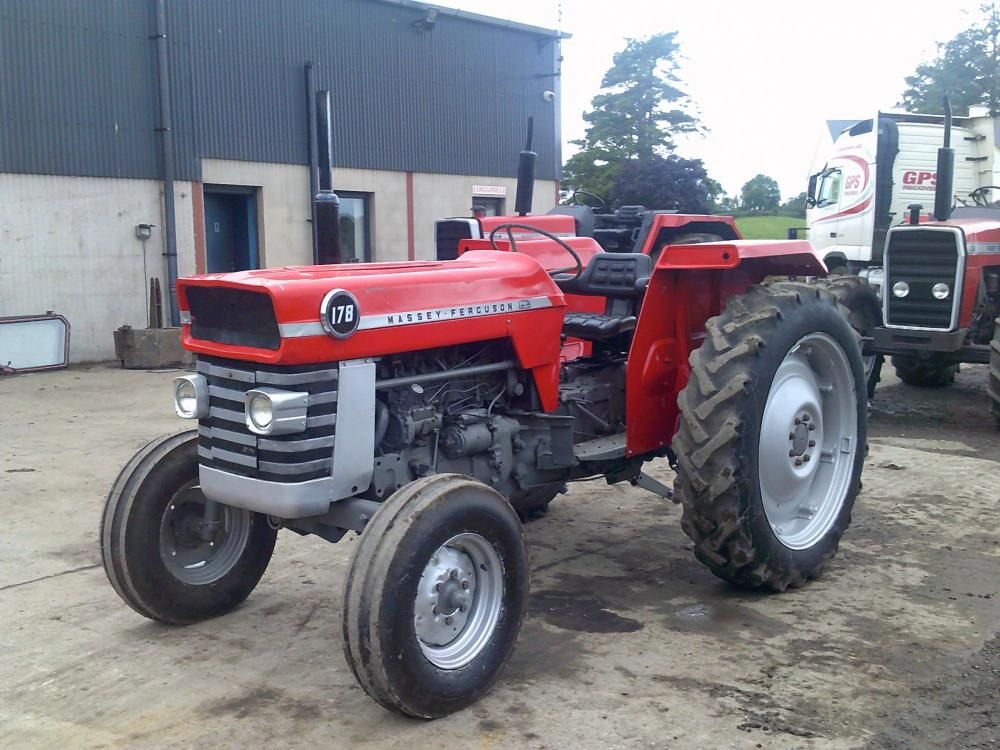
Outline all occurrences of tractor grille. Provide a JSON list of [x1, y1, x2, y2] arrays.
[[196, 355, 338, 483], [884, 229, 961, 330], [186, 287, 281, 350]]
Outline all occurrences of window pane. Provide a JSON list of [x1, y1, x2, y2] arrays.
[[338, 194, 370, 262]]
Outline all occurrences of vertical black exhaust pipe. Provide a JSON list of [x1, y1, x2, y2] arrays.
[[315, 90, 343, 264], [934, 96, 955, 222], [514, 117, 536, 216]]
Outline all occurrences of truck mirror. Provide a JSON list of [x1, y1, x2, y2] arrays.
[[807, 174, 818, 207]]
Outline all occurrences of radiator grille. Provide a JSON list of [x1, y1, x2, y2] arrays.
[[196, 356, 338, 483], [186, 287, 281, 350], [884, 229, 961, 329]]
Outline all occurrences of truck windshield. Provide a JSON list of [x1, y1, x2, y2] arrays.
[[816, 169, 842, 208]]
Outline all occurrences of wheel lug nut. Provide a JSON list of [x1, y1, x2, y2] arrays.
[[462, 581, 469, 590], [808, 439, 816, 448], [450, 569, 458, 579], [802, 454, 811, 463], [435, 583, 441, 591], [794, 458, 803, 466], [794, 418, 801, 425], [802, 414, 810, 422], [445, 616, 453, 625], [788, 432, 795, 440], [808, 423, 816, 431], [788, 450, 795, 457]]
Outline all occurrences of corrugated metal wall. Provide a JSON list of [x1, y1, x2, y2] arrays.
[[0, 0, 562, 182]]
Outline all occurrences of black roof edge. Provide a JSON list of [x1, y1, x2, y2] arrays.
[[372, 0, 571, 39]]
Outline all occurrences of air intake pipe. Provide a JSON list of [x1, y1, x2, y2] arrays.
[[514, 117, 536, 216], [933, 96, 955, 222]]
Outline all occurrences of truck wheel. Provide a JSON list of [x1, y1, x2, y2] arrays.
[[989, 323, 1000, 428], [813, 275, 883, 399], [891, 354, 958, 387], [672, 281, 866, 591], [343, 474, 529, 718], [100, 431, 277, 625]]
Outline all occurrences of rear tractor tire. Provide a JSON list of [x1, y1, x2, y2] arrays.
[[989, 322, 1000, 429], [342, 474, 529, 718], [100, 431, 277, 624], [813, 275, 883, 399], [891, 354, 958, 388], [672, 281, 867, 591]]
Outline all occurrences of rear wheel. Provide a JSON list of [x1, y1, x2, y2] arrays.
[[672, 281, 866, 591], [891, 354, 958, 387], [100, 431, 277, 624], [342, 474, 529, 718], [989, 323, 1000, 428], [509, 483, 565, 522], [812, 275, 883, 399]]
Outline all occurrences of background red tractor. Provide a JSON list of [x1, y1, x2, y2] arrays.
[[101, 141, 873, 718]]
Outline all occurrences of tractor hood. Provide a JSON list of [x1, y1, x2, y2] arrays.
[[177, 250, 566, 365]]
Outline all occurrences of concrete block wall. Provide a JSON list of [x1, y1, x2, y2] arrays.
[[0, 173, 195, 363]]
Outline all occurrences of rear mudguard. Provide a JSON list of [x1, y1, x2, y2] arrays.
[[625, 240, 827, 457]]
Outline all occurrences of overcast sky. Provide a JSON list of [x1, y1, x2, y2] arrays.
[[448, 0, 976, 201]]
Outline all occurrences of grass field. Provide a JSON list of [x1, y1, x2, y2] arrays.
[[734, 214, 807, 240]]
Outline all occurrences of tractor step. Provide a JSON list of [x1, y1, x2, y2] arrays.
[[574, 432, 627, 462]]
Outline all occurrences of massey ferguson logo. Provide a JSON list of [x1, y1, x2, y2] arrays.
[[903, 171, 936, 191], [385, 302, 517, 326]]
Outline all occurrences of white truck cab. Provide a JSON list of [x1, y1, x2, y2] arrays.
[[807, 108, 999, 273]]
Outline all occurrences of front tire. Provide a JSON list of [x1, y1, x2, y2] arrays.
[[891, 354, 958, 387], [342, 474, 529, 718], [672, 281, 867, 591], [100, 431, 277, 624], [989, 322, 1000, 428], [813, 275, 883, 398]]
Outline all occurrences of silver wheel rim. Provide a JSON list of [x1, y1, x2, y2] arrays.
[[159, 484, 252, 585], [759, 333, 858, 551], [414, 532, 504, 670]]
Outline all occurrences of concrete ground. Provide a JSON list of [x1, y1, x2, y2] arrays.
[[2, 361, 999, 749]]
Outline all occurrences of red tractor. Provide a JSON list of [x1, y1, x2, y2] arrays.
[[863, 100, 1000, 419], [101, 160, 871, 718]]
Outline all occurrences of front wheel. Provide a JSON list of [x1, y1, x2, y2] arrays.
[[342, 474, 529, 718], [672, 281, 867, 591], [100, 431, 277, 624], [891, 354, 958, 387], [989, 323, 1000, 428]]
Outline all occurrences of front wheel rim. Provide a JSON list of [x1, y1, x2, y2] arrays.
[[159, 484, 252, 585], [413, 532, 505, 670], [759, 333, 858, 550]]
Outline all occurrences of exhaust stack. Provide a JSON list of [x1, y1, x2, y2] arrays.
[[315, 89, 343, 264], [514, 117, 536, 216], [933, 96, 955, 222]]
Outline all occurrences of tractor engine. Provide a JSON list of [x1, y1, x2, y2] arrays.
[[365, 341, 625, 508]]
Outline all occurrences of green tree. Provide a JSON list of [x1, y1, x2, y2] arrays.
[[562, 32, 701, 198], [608, 155, 721, 213], [740, 174, 781, 213], [781, 191, 808, 217], [900, 3, 1000, 115]]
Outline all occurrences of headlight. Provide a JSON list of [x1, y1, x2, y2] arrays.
[[247, 393, 273, 430], [931, 282, 950, 300], [892, 281, 910, 298], [244, 388, 308, 435], [173, 374, 208, 419]]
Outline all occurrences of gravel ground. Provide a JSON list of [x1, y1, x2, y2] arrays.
[[1, 360, 998, 749]]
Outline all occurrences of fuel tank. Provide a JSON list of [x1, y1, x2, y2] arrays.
[[176, 250, 567, 369]]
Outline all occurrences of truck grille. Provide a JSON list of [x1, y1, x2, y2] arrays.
[[196, 355, 338, 483], [884, 228, 961, 330]]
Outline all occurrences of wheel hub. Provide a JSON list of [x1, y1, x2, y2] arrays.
[[413, 533, 504, 670], [159, 485, 251, 585]]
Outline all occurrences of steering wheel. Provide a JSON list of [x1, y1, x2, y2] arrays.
[[968, 186, 1000, 207], [570, 191, 608, 211], [488, 223, 584, 281]]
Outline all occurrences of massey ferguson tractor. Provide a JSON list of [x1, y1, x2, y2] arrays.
[[856, 99, 1000, 421], [101, 145, 872, 718]]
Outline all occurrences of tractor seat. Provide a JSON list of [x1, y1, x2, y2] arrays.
[[558, 253, 652, 342]]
